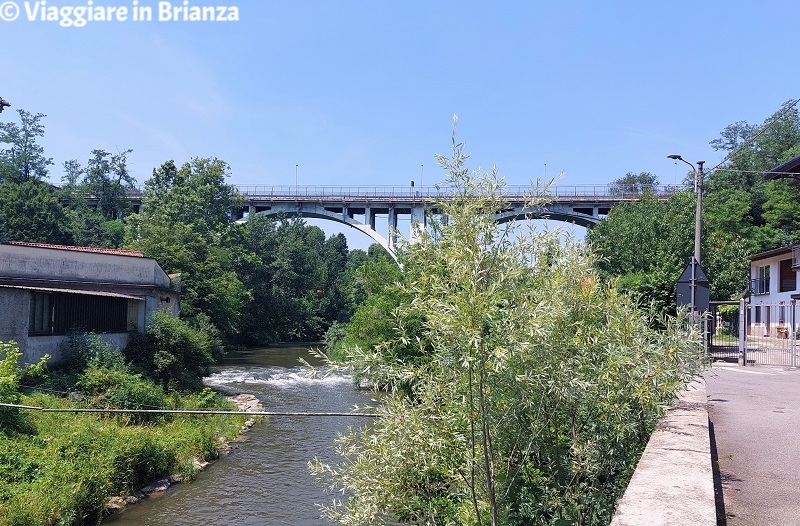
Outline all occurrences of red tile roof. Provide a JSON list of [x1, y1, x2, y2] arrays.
[[4, 241, 145, 258]]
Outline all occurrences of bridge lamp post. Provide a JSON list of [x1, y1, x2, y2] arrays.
[[668, 154, 706, 317], [295, 164, 298, 195]]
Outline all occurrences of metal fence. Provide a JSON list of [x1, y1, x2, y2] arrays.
[[710, 300, 800, 367]]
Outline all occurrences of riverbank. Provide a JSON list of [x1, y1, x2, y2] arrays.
[[104, 393, 265, 517], [0, 388, 248, 526]]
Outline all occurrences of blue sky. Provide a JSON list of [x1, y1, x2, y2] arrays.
[[2, 0, 798, 246]]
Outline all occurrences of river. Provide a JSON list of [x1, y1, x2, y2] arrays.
[[103, 345, 375, 525]]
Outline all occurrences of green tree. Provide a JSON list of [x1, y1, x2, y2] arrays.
[[128, 214, 247, 342], [312, 130, 705, 525], [58, 158, 126, 248], [0, 180, 73, 244], [80, 149, 136, 220], [702, 230, 752, 301], [243, 217, 326, 341], [590, 102, 800, 308], [318, 233, 354, 324], [127, 159, 248, 343], [231, 213, 364, 345], [143, 158, 241, 238], [0, 109, 52, 183], [610, 171, 659, 193], [705, 100, 800, 252], [327, 246, 415, 365], [588, 190, 697, 311]]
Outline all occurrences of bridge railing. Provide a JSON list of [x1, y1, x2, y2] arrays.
[[230, 184, 685, 201], [118, 184, 687, 201]]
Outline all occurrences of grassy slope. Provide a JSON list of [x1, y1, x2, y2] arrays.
[[0, 390, 246, 526]]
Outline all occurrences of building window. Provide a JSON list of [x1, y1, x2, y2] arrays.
[[754, 305, 762, 324], [29, 292, 52, 335], [29, 292, 129, 336], [780, 258, 797, 292], [752, 265, 771, 294]]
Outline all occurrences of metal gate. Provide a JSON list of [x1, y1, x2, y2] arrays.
[[709, 301, 740, 362], [710, 299, 800, 367]]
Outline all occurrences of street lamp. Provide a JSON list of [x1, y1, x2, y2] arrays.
[[668, 155, 705, 263], [295, 164, 298, 195], [669, 154, 707, 318]]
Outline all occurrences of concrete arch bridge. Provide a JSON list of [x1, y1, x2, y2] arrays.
[[225, 184, 679, 260]]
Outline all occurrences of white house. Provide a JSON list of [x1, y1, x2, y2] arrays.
[[0, 241, 179, 364], [748, 154, 800, 337], [748, 244, 800, 336]]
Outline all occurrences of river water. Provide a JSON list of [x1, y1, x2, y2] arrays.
[[103, 345, 375, 525]]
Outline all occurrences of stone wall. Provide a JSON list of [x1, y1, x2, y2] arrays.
[[610, 379, 715, 526]]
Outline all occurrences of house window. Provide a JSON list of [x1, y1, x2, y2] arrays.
[[754, 305, 762, 324], [780, 258, 797, 292], [752, 265, 771, 294], [29, 292, 129, 336]]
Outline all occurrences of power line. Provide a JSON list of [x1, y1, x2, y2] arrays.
[[707, 98, 800, 175], [0, 402, 379, 418], [703, 169, 800, 177]]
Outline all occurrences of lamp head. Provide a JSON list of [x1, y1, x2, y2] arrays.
[[667, 154, 683, 160]]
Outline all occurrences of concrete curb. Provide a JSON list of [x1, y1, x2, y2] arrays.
[[610, 378, 715, 526]]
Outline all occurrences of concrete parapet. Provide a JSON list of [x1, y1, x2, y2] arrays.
[[610, 378, 715, 526]]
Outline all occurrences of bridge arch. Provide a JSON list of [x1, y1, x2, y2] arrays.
[[239, 201, 604, 262], [240, 203, 397, 260], [494, 203, 603, 228]]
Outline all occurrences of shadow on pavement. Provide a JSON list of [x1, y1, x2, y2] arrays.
[[709, 419, 727, 526]]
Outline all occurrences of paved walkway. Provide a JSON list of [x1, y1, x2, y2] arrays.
[[704, 363, 800, 526]]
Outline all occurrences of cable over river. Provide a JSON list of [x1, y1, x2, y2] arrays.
[[103, 345, 376, 525]]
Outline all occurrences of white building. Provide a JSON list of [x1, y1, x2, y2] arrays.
[[0, 241, 179, 364], [748, 245, 800, 336]]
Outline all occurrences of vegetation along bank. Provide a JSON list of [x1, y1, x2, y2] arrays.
[[2, 101, 799, 524]]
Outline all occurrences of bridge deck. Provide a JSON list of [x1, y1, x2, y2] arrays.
[[124, 184, 683, 203]]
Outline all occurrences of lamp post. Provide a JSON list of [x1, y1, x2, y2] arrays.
[[668, 155, 705, 263], [668, 154, 706, 317], [295, 164, 298, 195]]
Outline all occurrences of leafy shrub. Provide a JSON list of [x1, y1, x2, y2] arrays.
[[312, 135, 707, 525], [77, 364, 169, 425], [323, 321, 347, 357], [0, 341, 46, 435], [124, 311, 223, 391], [45, 332, 125, 390]]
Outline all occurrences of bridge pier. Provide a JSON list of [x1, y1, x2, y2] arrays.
[[388, 206, 397, 252], [410, 205, 426, 244]]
